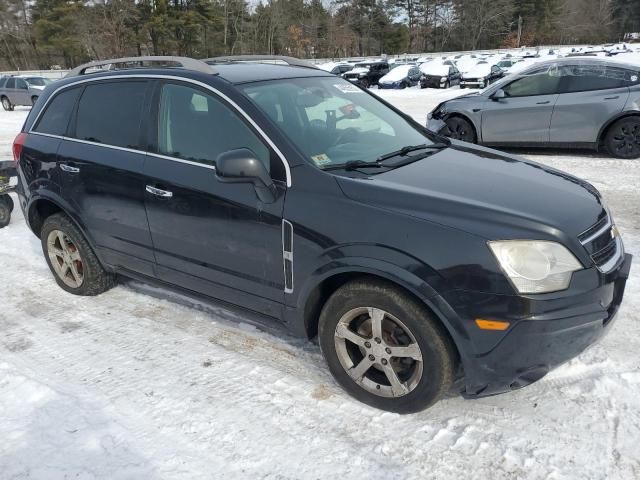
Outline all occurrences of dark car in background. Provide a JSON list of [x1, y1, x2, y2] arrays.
[[342, 61, 390, 88], [428, 58, 640, 158], [459, 62, 505, 89], [14, 55, 632, 414], [420, 62, 461, 88], [378, 64, 423, 89]]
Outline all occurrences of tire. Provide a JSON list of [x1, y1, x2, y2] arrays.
[[1, 96, 14, 111], [318, 279, 456, 414], [0, 194, 14, 213], [0, 202, 10, 228], [420, 83, 426, 89], [400, 81, 407, 89], [31, 95, 39, 106], [459, 85, 465, 89], [444, 116, 476, 143], [360, 78, 370, 89], [40, 213, 117, 295], [605, 117, 640, 159], [444, 80, 450, 89]]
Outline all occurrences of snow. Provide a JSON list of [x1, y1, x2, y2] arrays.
[[419, 62, 450, 76], [463, 63, 492, 78], [1, 85, 640, 479], [380, 65, 413, 82]]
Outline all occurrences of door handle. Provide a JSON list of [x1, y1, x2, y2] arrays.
[[536, 100, 551, 105], [145, 185, 173, 198], [60, 164, 80, 173], [604, 96, 619, 100]]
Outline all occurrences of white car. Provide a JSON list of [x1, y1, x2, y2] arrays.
[[460, 62, 505, 89]]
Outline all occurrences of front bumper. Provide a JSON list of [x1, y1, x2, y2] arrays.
[[421, 76, 447, 88], [460, 79, 484, 88], [443, 253, 632, 398]]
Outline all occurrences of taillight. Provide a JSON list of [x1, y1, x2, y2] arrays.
[[12, 132, 27, 165]]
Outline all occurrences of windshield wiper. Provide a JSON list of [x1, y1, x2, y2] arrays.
[[377, 142, 448, 163], [322, 160, 385, 171]]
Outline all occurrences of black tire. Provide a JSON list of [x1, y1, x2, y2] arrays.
[[40, 213, 117, 295], [444, 116, 476, 143], [605, 117, 640, 159], [0, 194, 14, 213], [360, 78, 370, 89], [318, 279, 456, 414], [31, 95, 39, 106], [400, 81, 407, 89], [420, 82, 426, 89], [444, 80, 450, 89], [0, 202, 10, 228], [459, 85, 465, 89], [1, 96, 14, 111]]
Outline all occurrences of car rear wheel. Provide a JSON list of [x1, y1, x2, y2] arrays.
[[318, 279, 456, 413], [1, 96, 14, 111], [360, 78, 370, 89], [605, 117, 640, 159], [41, 213, 117, 295], [444, 116, 476, 143]]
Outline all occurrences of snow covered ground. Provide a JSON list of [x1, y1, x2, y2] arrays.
[[1, 86, 639, 480]]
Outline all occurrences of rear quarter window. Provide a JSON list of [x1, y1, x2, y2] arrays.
[[73, 81, 147, 149], [33, 87, 82, 136]]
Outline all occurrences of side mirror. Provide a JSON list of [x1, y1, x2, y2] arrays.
[[491, 89, 506, 101], [216, 148, 277, 203]]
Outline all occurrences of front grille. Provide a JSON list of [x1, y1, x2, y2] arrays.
[[578, 213, 623, 273]]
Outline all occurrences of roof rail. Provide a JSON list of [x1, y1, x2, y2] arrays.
[[66, 56, 214, 77], [204, 55, 318, 70]]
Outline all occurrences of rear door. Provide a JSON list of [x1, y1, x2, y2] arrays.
[[13, 78, 31, 105], [143, 80, 287, 317], [57, 79, 156, 276], [549, 64, 632, 143], [481, 66, 562, 144]]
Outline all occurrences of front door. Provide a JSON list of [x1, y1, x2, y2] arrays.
[[143, 81, 286, 318], [481, 66, 562, 144]]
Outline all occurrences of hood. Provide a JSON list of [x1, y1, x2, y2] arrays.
[[420, 63, 449, 76], [463, 64, 491, 78], [349, 67, 369, 75], [380, 67, 412, 82], [336, 143, 604, 241]]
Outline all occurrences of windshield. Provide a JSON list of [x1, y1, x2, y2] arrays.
[[25, 77, 51, 86], [242, 77, 440, 170]]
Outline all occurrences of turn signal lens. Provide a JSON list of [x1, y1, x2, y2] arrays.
[[475, 319, 510, 331]]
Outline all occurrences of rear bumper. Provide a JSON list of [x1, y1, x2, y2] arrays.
[[445, 253, 632, 398]]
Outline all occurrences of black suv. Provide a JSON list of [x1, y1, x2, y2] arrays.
[[14, 55, 632, 413], [342, 61, 390, 88]]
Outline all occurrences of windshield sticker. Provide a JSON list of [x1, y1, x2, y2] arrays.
[[334, 83, 363, 93], [311, 153, 332, 166], [631, 75, 638, 83]]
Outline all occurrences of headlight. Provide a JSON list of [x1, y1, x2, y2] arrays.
[[359, 73, 367, 77], [441, 77, 447, 81], [488, 240, 582, 294]]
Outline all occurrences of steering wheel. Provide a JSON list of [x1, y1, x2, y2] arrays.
[[332, 127, 359, 147]]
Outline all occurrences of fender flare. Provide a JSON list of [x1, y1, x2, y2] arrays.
[[287, 256, 471, 352], [597, 111, 640, 144], [26, 192, 99, 254]]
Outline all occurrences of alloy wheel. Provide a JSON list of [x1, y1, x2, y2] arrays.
[[611, 123, 640, 157], [334, 307, 423, 398], [1, 98, 10, 110], [47, 229, 85, 288]]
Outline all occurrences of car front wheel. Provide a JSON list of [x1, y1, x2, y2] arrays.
[[318, 279, 456, 413], [444, 116, 476, 143], [41, 213, 117, 295], [605, 117, 640, 159]]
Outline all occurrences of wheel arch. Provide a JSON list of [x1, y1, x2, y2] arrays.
[[293, 263, 468, 364], [597, 111, 640, 148], [443, 112, 479, 142]]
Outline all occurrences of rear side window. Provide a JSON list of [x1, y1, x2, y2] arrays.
[[6, 78, 15, 89], [33, 87, 81, 136], [561, 65, 631, 92], [0, 78, 6, 88], [74, 81, 147, 149]]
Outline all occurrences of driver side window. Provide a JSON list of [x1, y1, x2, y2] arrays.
[[503, 69, 563, 97]]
